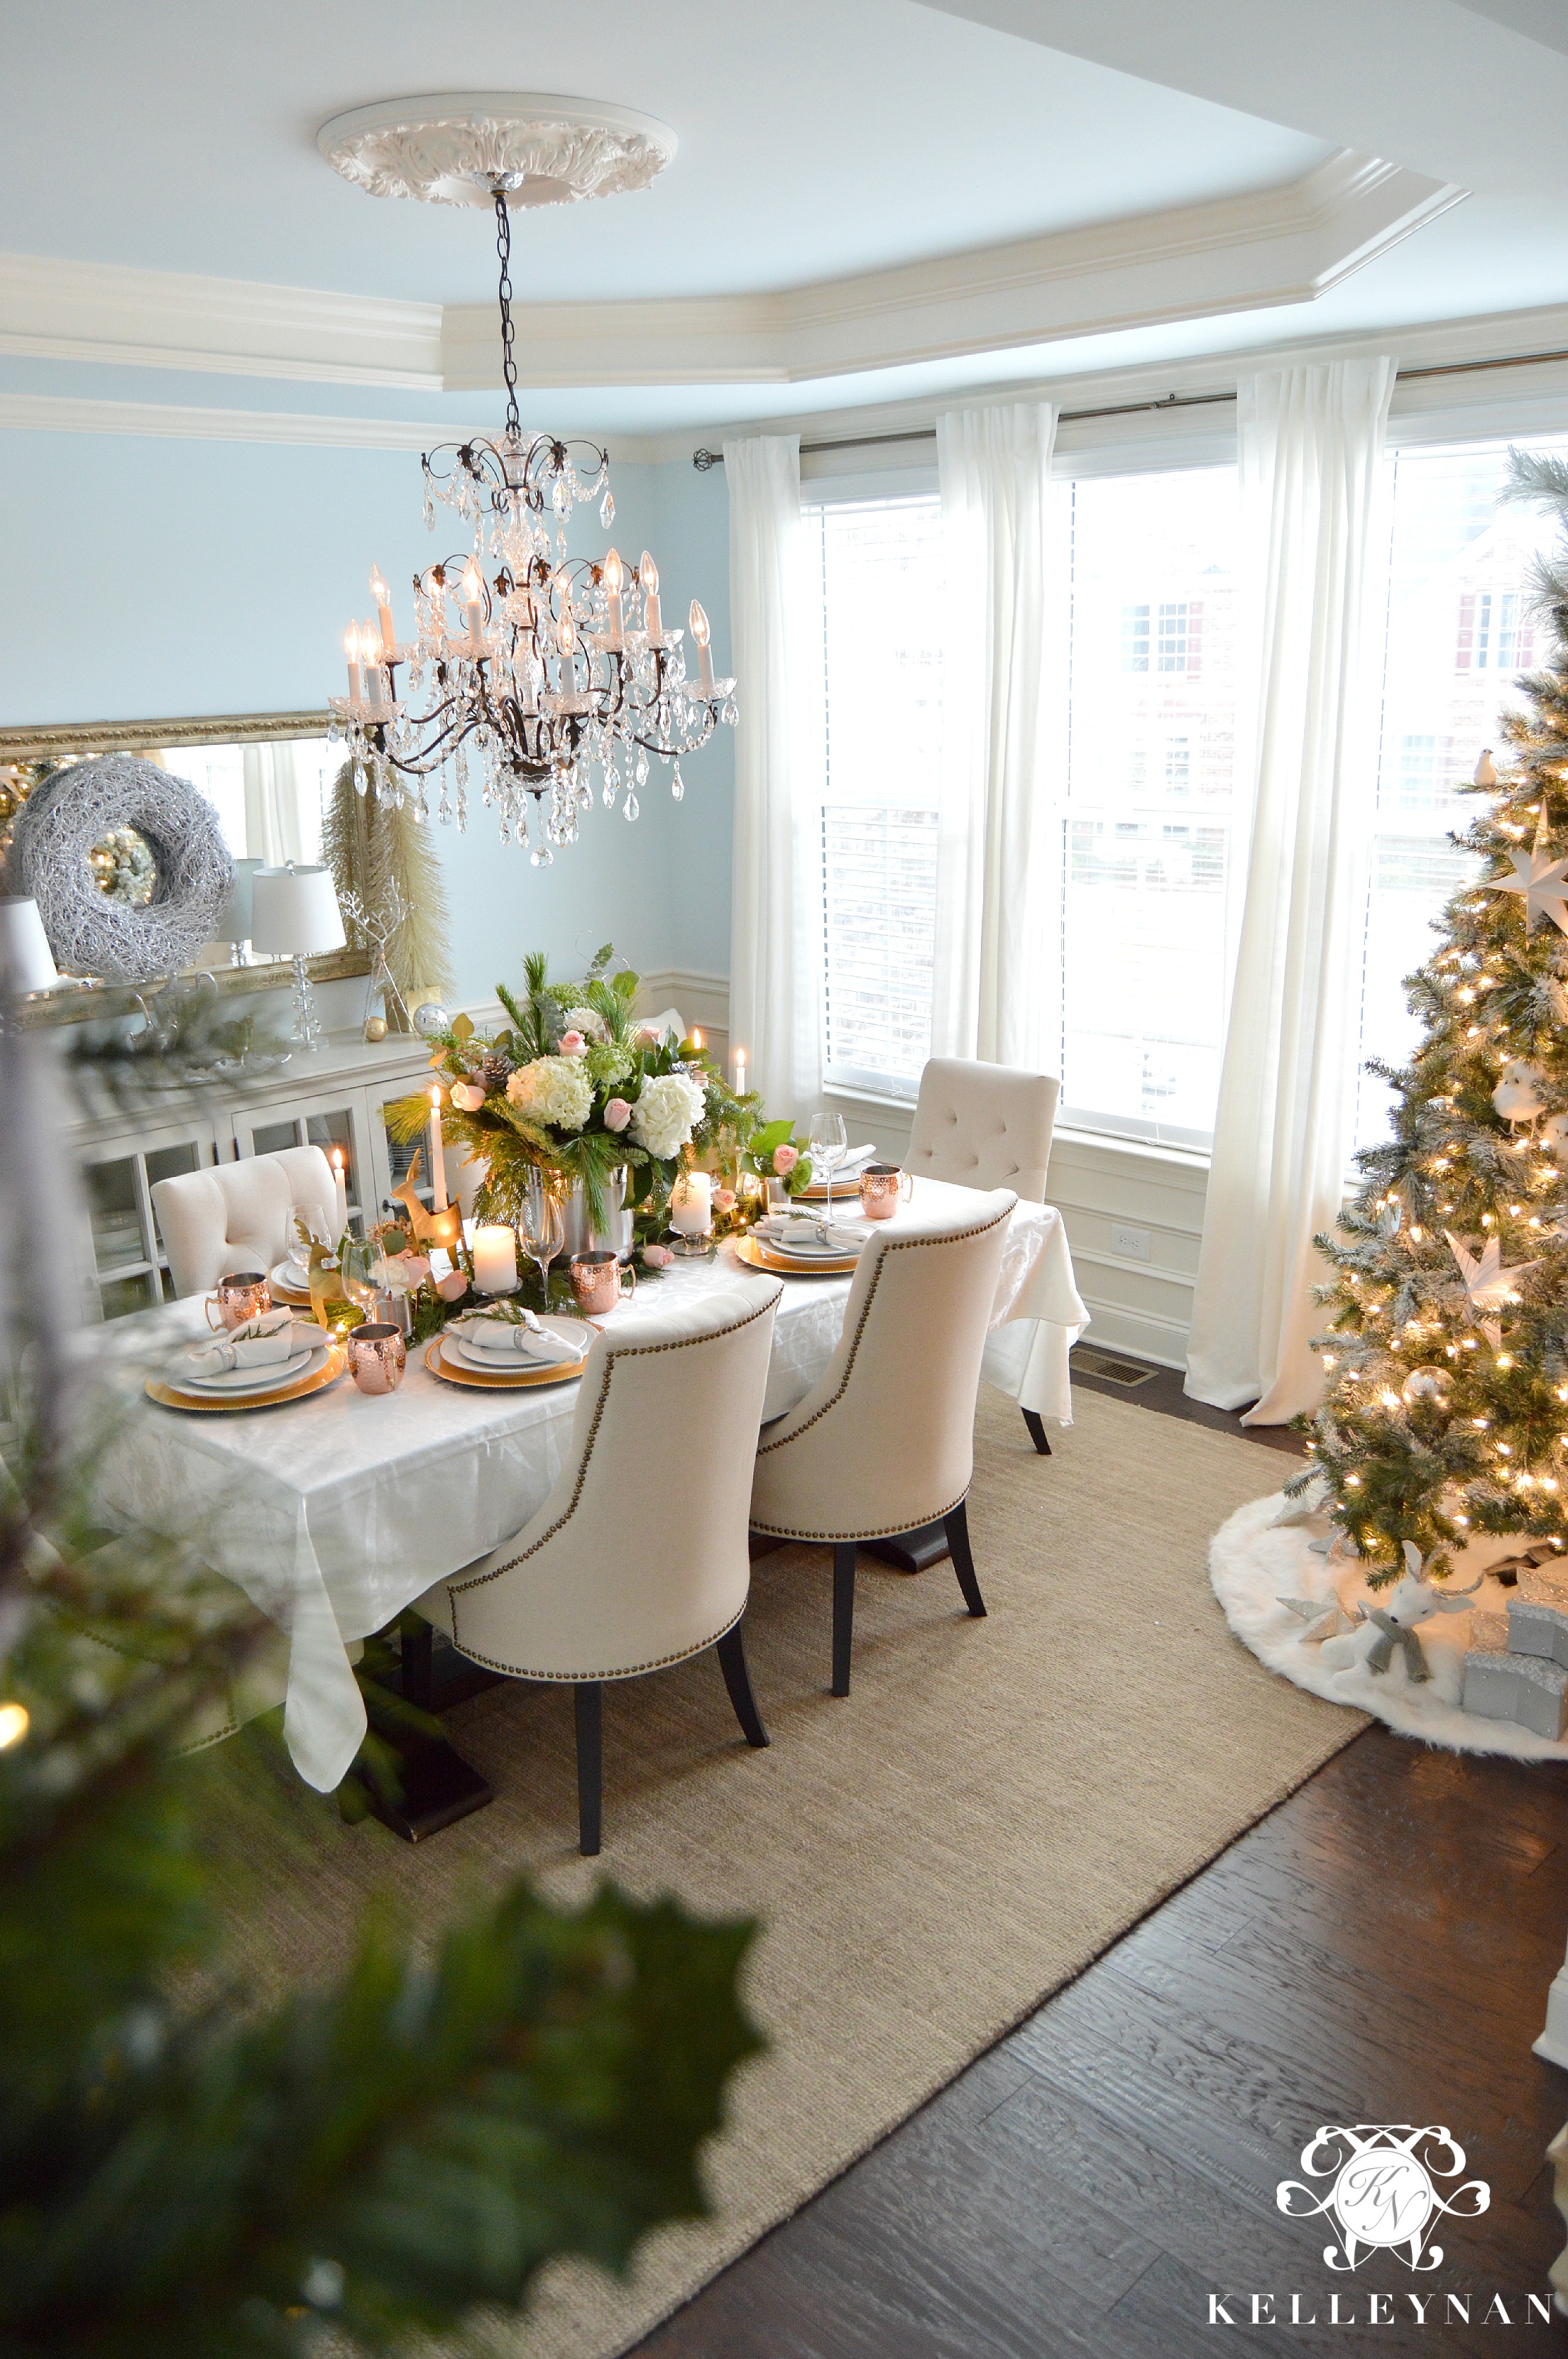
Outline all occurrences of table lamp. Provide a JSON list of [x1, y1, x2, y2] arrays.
[[249, 863, 346, 1049], [0, 896, 60, 995], [214, 857, 265, 965]]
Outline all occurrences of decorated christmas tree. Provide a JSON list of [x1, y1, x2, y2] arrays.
[[1303, 451, 1568, 1586]]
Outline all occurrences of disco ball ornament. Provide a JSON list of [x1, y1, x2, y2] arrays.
[[412, 1000, 451, 1038], [1402, 1365, 1454, 1418]]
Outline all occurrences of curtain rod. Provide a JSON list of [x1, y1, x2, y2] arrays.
[[689, 345, 1568, 469]]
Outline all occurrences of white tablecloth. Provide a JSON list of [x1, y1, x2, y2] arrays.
[[101, 1179, 1085, 1791]]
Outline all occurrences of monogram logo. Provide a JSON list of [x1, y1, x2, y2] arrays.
[[1277, 2125, 1491, 2271]]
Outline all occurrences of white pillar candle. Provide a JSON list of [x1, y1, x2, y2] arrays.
[[669, 1169, 712, 1237], [472, 1225, 517, 1293], [429, 1084, 448, 1212], [343, 625, 363, 706], [330, 1146, 349, 1237], [370, 567, 396, 659]]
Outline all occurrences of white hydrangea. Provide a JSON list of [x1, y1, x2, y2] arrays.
[[506, 1054, 593, 1133], [627, 1071, 708, 1161], [561, 1005, 610, 1044]]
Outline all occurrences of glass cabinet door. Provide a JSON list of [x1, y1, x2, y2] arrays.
[[366, 1078, 473, 1224], [82, 1120, 222, 1319], [231, 1095, 371, 1235]]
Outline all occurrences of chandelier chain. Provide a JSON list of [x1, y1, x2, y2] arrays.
[[493, 182, 520, 440]]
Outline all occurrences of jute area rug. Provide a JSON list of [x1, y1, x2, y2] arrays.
[[228, 1384, 1366, 2358]]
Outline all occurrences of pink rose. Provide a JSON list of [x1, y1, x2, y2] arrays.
[[386, 1251, 430, 1291], [642, 1243, 673, 1269], [449, 1080, 486, 1112], [772, 1144, 799, 1176], [603, 1097, 632, 1132], [636, 1025, 662, 1046], [434, 1269, 470, 1302], [713, 1186, 736, 1213], [560, 1030, 586, 1057]]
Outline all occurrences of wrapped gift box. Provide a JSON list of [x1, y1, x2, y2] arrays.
[[1506, 1566, 1568, 1671], [1464, 1612, 1568, 1739]]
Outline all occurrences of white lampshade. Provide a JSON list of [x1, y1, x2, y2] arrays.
[[249, 865, 346, 958], [0, 896, 60, 993], [215, 856, 265, 945]]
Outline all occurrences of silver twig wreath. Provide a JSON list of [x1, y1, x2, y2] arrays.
[[8, 755, 234, 984]]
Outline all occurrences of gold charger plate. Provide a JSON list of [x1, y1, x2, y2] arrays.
[[737, 1234, 860, 1278], [146, 1344, 347, 1414], [424, 1335, 588, 1390]]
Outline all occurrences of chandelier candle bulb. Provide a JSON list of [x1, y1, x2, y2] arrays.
[[471, 1225, 517, 1295], [603, 547, 625, 650], [370, 567, 395, 658], [690, 599, 715, 693], [461, 561, 484, 652], [429, 1084, 448, 1214], [344, 625, 363, 706], [640, 552, 662, 642]]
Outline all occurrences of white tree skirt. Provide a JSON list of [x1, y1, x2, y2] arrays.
[[1210, 1492, 1568, 1762]]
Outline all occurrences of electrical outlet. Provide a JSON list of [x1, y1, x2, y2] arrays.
[[1110, 1223, 1152, 1261]]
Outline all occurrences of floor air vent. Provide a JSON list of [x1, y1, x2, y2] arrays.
[[1072, 1347, 1158, 1389]]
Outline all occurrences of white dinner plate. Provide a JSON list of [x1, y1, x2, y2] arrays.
[[269, 1259, 314, 1295], [176, 1342, 323, 1394], [447, 1313, 593, 1370], [451, 1336, 581, 1374]]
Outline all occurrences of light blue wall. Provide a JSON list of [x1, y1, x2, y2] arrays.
[[0, 429, 733, 1002]]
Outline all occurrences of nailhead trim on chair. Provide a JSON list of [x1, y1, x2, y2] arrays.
[[444, 1291, 779, 1675], [750, 1480, 972, 1546], [755, 1203, 1011, 1458], [442, 1599, 747, 1685]]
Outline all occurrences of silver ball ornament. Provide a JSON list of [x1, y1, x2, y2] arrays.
[[1402, 1365, 1454, 1418], [412, 1000, 452, 1039]]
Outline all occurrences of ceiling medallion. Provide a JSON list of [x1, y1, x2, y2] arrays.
[[321, 100, 733, 865], [317, 91, 676, 211]]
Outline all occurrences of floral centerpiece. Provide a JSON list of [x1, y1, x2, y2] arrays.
[[391, 945, 826, 1268]]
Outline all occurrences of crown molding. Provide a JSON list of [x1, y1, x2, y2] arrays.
[[439, 150, 1463, 388], [0, 250, 442, 386], [0, 149, 1461, 396], [0, 390, 669, 462]]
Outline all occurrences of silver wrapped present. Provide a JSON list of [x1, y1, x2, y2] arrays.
[[1463, 1637, 1568, 1739], [1507, 1567, 1568, 1670]]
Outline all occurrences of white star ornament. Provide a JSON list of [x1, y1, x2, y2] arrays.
[[1488, 811, 1568, 936], [1444, 1228, 1543, 1315]]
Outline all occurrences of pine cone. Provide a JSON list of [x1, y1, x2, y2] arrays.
[[479, 1051, 515, 1092]]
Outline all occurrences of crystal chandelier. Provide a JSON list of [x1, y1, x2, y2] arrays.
[[329, 187, 735, 864]]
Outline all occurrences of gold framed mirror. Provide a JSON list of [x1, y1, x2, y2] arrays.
[[0, 710, 371, 1026]]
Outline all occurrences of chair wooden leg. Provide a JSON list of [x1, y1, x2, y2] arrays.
[[832, 1542, 857, 1697], [574, 1680, 603, 1857], [945, 1499, 987, 1619], [716, 1621, 769, 1748], [1021, 1407, 1052, 1456]]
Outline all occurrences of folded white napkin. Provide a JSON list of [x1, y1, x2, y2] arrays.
[[185, 1308, 311, 1378], [458, 1315, 579, 1365], [758, 1214, 870, 1255]]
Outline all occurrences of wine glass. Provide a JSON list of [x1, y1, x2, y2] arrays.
[[339, 1235, 386, 1322], [522, 1171, 565, 1307], [808, 1108, 848, 1223]]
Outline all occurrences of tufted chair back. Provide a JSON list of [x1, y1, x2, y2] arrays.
[[907, 1057, 1059, 1203], [150, 1145, 339, 1298]]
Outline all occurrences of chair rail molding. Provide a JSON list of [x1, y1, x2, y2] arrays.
[[0, 150, 1461, 394]]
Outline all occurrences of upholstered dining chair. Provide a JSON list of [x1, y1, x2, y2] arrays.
[[908, 1056, 1060, 1455], [749, 1190, 1014, 1697], [411, 1279, 784, 1856], [150, 1144, 340, 1299]]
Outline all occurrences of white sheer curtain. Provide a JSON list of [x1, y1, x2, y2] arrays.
[[725, 433, 822, 1117], [1185, 356, 1396, 1421], [931, 402, 1058, 1068], [242, 741, 313, 867]]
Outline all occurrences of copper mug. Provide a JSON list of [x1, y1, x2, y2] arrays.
[[206, 1269, 272, 1330], [858, 1164, 914, 1220], [569, 1249, 635, 1316], [347, 1320, 407, 1395]]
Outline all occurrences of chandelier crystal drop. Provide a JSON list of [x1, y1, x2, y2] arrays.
[[329, 187, 735, 856]]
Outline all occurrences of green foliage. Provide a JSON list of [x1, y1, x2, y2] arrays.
[[1299, 452, 1568, 1581]]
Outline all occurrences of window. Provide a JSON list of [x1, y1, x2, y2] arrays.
[[1352, 439, 1568, 1149], [1057, 468, 1243, 1145], [804, 495, 944, 1095]]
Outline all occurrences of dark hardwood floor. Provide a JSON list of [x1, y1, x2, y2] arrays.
[[632, 1352, 1568, 2355]]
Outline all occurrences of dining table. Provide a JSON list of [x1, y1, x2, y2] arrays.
[[97, 1176, 1087, 1795]]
